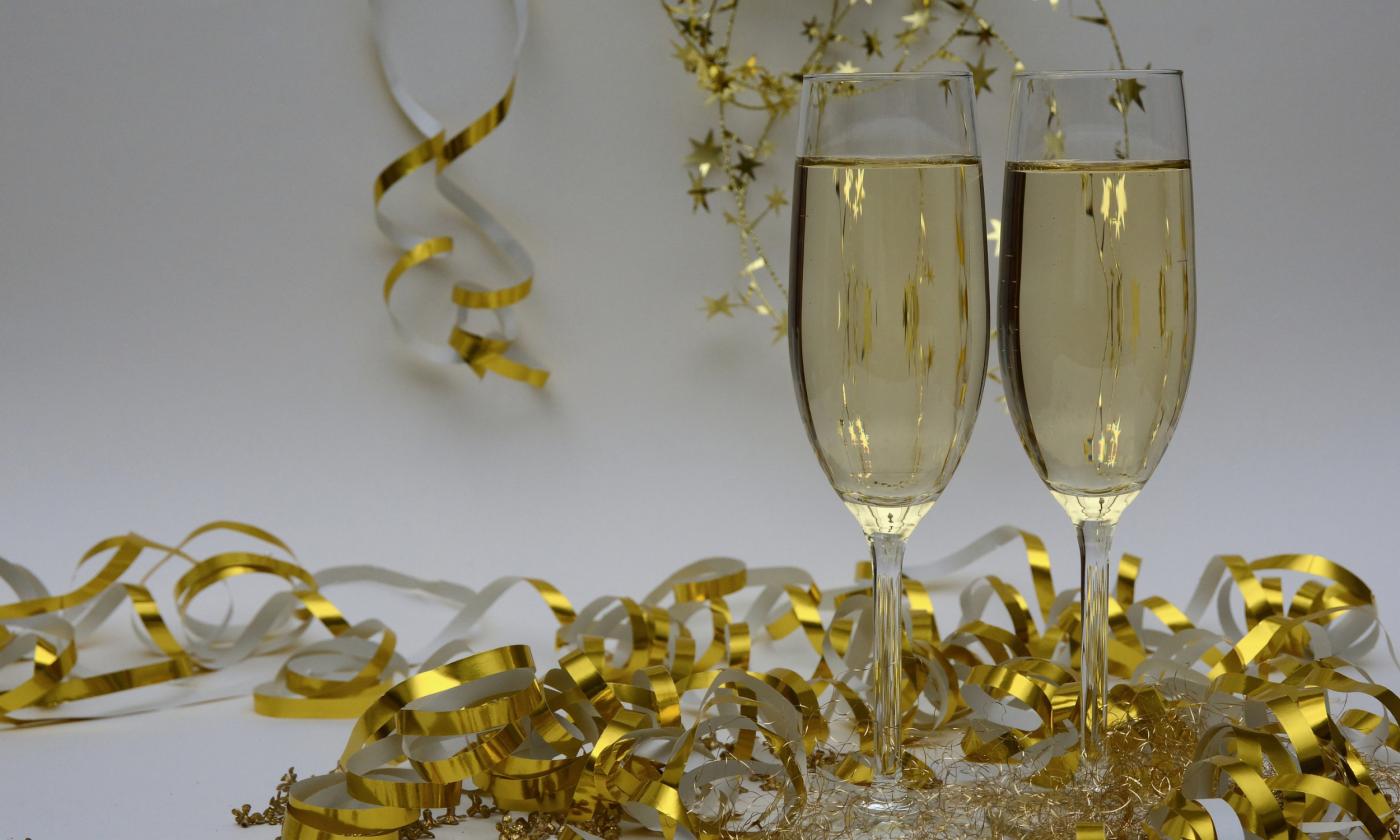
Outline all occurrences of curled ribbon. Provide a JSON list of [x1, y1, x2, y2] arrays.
[[257, 528, 1400, 839], [5, 522, 1400, 838], [370, 0, 547, 386]]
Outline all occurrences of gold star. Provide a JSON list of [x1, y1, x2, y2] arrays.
[[701, 64, 737, 103], [861, 30, 883, 58], [766, 187, 789, 212], [901, 10, 931, 30], [670, 41, 702, 73], [1112, 77, 1146, 113], [986, 217, 1001, 257], [801, 16, 822, 41], [736, 54, 760, 79], [702, 293, 735, 318], [771, 312, 789, 343], [686, 130, 723, 176], [967, 53, 996, 95], [735, 152, 762, 181], [834, 61, 860, 74], [688, 173, 716, 212], [972, 19, 996, 46]]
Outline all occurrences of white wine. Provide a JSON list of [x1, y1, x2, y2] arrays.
[[998, 161, 1195, 522], [791, 157, 989, 537]]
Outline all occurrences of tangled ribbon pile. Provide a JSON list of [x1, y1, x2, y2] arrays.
[[371, 0, 547, 387], [3, 522, 1398, 838]]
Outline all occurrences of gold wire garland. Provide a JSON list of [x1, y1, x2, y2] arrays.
[[663, 0, 1130, 342]]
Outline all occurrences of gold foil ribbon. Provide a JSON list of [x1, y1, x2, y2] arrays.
[[370, 0, 547, 386], [6, 522, 1400, 838], [250, 528, 1399, 838]]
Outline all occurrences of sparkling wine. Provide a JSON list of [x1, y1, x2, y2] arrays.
[[791, 157, 989, 537], [998, 160, 1195, 521]]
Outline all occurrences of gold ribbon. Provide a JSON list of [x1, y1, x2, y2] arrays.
[[247, 529, 1399, 838], [6, 521, 1400, 838], [369, 0, 547, 386]]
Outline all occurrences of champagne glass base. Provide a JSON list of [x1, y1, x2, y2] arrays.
[[1073, 755, 1110, 793], [847, 782, 918, 837]]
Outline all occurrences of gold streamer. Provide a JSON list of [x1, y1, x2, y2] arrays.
[[370, 0, 547, 386], [215, 526, 1395, 839], [5, 518, 1400, 838]]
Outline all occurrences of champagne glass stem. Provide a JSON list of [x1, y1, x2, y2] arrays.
[[868, 531, 906, 782], [1076, 517, 1115, 775]]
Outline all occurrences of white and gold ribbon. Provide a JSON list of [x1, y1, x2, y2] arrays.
[[5, 520, 1400, 838], [370, 0, 547, 386]]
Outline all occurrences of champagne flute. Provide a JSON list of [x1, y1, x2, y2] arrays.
[[998, 70, 1195, 776], [789, 71, 988, 817]]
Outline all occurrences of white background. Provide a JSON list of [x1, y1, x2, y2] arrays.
[[2, 1, 1399, 837]]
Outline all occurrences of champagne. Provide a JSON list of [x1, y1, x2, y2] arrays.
[[791, 157, 989, 537], [998, 160, 1195, 522]]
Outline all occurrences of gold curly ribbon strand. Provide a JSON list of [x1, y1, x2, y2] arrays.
[[5, 523, 1400, 838], [370, 0, 547, 386]]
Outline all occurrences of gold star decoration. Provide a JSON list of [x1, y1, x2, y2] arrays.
[[735, 152, 762, 181], [986, 217, 1002, 258], [1111, 76, 1147, 113], [970, 19, 996, 47], [688, 173, 716, 212], [685, 130, 724, 176], [968, 53, 996, 95], [861, 30, 883, 58], [670, 41, 702, 73], [702, 293, 735, 318], [663, 0, 1131, 336], [677, 14, 714, 47], [901, 10, 931, 30], [701, 64, 737, 103]]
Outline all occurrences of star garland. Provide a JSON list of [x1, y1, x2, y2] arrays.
[[663, 0, 1130, 341]]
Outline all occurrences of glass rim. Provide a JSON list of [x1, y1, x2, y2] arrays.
[[1013, 68, 1183, 80], [802, 69, 972, 83]]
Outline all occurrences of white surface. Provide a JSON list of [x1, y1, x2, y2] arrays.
[[2, 1, 1399, 837]]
